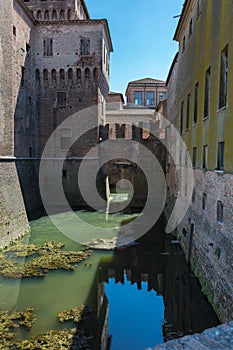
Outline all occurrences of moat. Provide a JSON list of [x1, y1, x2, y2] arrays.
[[0, 211, 219, 349]]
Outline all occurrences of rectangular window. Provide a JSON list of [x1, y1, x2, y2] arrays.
[[217, 200, 223, 223], [194, 82, 199, 124], [13, 26, 16, 36], [134, 91, 143, 105], [186, 93, 190, 129], [219, 45, 228, 109], [192, 147, 197, 168], [81, 37, 90, 56], [43, 38, 53, 56], [180, 101, 184, 133], [57, 92, 67, 107], [60, 128, 72, 150], [146, 91, 155, 106], [204, 67, 211, 118], [203, 144, 208, 169], [217, 141, 224, 170]]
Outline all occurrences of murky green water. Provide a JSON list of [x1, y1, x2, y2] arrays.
[[0, 211, 220, 349]]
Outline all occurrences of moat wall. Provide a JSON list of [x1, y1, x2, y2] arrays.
[[0, 162, 29, 247], [166, 169, 233, 322]]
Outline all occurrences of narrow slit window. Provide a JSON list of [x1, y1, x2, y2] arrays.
[[217, 200, 223, 223], [219, 45, 228, 109], [192, 147, 197, 168], [217, 141, 224, 170], [180, 101, 184, 133], [204, 67, 211, 118], [186, 93, 190, 129], [202, 144, 208, 169], [202, 193, 207, 211], [194, 82, 199, 124]]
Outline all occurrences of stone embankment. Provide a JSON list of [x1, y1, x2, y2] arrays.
[[148, 322, 233, 350]]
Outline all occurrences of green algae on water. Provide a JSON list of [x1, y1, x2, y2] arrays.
[[0, 241, 92, 279], [0, 306, 92, 350], [57, 305, 91, 323]]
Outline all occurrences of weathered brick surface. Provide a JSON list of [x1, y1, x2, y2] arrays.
[[0, 0, 14, 156], [175, 169, 233, 322], [0, 162, 29, 247], [0, 0, 29, 247]]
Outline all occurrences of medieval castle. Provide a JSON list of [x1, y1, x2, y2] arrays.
[[0, 0, 233, 324]]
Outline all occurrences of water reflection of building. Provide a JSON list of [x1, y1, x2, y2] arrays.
[[97, 225, 219, 344]]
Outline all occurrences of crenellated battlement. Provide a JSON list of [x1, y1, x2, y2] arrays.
[[23, 0, 89, 21], [35, 66, 100, 90]]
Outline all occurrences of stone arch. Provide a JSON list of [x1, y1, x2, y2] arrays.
[[68, 68, 74, 88], [37, 10, 42, 20], [59, 10, 65, 20], [93, 67, 98, 86], [43, 69, 49, 88], [84, 68, 90, 88], [76, 68, 82, 87], [59, 69, 65, 88], [44, 10, 49, 21], [51, 69, 57, 88], [52, 9, 57, 20]]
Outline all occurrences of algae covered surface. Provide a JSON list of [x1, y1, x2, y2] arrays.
[[0, 241, 92, 278], [0, 240, 94, 348], [0, 306, 92, 350]]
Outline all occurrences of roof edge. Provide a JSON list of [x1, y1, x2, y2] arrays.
[[81, 0, 90, 20], [173, 0, 190, 41]]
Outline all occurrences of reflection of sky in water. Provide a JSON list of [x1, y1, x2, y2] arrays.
[[105, 273, 164, 350]]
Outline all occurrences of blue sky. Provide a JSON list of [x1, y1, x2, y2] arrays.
[[85, 0, 184, 96]]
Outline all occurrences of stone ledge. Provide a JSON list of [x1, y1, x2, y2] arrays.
[[149, 322, 233, 349]]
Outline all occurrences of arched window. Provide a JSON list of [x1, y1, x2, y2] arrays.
[[68, 68, 73, 88], [93, 68, 98, 86], [51, 69, 57, 88], [67, 9, 71, 20], [52, 10, 57, 20], [44, 10, 49, 21], [36, 69, 40, 88], [43, 69, 49, 88], [60, 10, 65, 20], [60, 69, 65, 88], [37, 10, 42, 20], [85, 68, 90, 88], [76, 69, 81, 87]]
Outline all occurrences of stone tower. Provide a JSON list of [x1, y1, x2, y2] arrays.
[[12, 0, 113, 209]]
